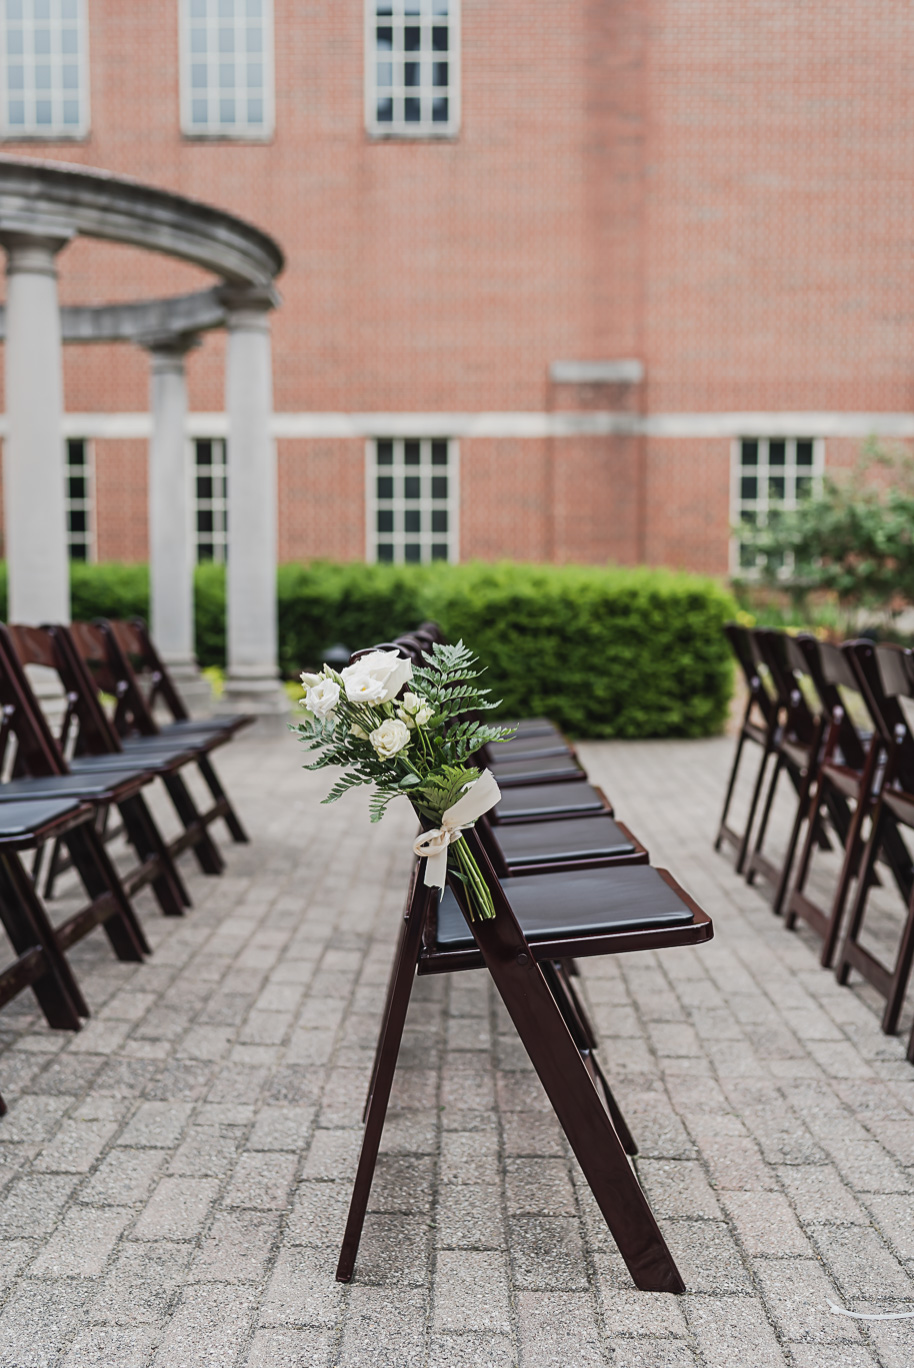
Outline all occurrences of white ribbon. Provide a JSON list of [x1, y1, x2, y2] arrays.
[[412, 768, 502, 890], [828, 1302, 914, 1321]]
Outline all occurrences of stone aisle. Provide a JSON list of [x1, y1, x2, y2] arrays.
[[0, 729, 909, 1366]]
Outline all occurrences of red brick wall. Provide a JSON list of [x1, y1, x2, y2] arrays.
[[94, 439, 148, 561], [0, 2, 909, 573]]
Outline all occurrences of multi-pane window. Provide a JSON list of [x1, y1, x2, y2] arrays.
[[366, 0, 459, 138], [180, 0, 273, 138], [0, 0, 88, 138], [194, 438, 228, 562], [65, 438, 93, 561], [368, 438, 458, 563], [733, 436, 824, 572]]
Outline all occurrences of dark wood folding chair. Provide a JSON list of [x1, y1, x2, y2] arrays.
[[743, 630, 830, 913], [832, 641, 914, 1047], [782, 636, 904, 967], [107, 618, 251, 845], [715, 623, 781, 871], [336, 828, 712, 1291], [45, 622, 228, 878], [1, 624, 191, 915]]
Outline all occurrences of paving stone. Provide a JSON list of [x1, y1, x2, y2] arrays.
[[504, 1157, 577, 1216], [339, 1285, 427, 1367], [0, 1279, 94, 1368], [244, 1328, 333, 1368], [435, 1184, 507, 1250], [259, 1247, 345, 1327], [685, 1294, 790, 1367], [810, 1224, 914, 1299], [60, 1326, 159, 1368], [190, 1210, 281, 1281], [721, 1191, 813, 1257], [355, 1212, 432, 1286], [222, 1150, 298, 1209], [30, 1205, 130, 1276], [594, 1280, 688, 1338], [118, 1101, 194, 1149], [516, 1290, 608, 1367], [638, 1159, 723, 1221], [152, 1282, 257, 1368], [433, 1250, 511, 1334], [752, 1258, 862, 1343], [508, 1215, 589, 1290], [0, 1174, 79, 1237], [132, 1176, 220, 1240], [89, 1241, 195, 1323]]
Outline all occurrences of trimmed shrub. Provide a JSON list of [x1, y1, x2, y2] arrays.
[[276, 560, 735, 738], [0, 560, 734, 737]]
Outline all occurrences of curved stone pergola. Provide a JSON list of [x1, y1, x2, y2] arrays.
[[0, 155, 286, 720]]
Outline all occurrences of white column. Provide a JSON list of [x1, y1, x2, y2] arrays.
[[221, 286, 286, 723], [1, 231, 71, 624], [145, 334, 212, 717]]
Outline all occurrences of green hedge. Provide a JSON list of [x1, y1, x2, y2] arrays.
[[0, 560, 735, 737]]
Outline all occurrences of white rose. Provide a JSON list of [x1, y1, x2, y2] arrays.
[[369, 717, 411, 759], [341, 650, 413, 705], [305, 678, 340, 718]]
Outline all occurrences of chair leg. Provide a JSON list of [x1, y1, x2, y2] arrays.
[[736, 747, 773, 875], [784, 782, 825, 932], [196, 754, 249, 844], [745, 754, 783, 888], [880, 886, 914, 1037], [543, 961, 638, 1155], [118, 795, 189, 916], [472, 917, 684, 1293], [63, 823, 149, 961], [819, 792, 869, 970], [0, 853, 86, 1026], [771, 760, 817, 917], [715, 726, 748, 851], [162, 772, 225, 875], [337, 893, 426, 1283]]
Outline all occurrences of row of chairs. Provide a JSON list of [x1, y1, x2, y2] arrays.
[[0, 617, 252, 1109], [335, 624, 714, 1295], [717, 623, 914, 1061]]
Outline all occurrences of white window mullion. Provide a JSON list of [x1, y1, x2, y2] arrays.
[[0, 0, 88, 139], [367, 436, 459, 564], [366, 0, 459, 139], [180, 0, 273, 140]]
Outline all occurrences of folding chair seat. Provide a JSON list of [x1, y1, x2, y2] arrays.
[[830, 641, 914, 1049], [478, 811, 646, 876], [34, 622, 232, 875], [490, 780, 612, 822], [743, 630, 831, 912], [783, 637, 906, 967], [715, 623, 784, 870], [108, 619, 253, 747], [337, 827, 712, 1292], [1, 626, 193, 913]]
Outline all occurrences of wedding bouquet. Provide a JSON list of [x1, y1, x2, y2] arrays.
[[295, 641, 514, 921]]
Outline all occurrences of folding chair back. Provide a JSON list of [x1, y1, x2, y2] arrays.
[[715, 624, 782, 871], [5, 623, 125, 761]]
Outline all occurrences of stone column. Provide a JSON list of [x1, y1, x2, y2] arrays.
[[145, 333, 213, 717], [220, 285, 287, 724], [1, 230, 72, 624]]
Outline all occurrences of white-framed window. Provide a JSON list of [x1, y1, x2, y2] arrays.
[[0, 0, 89, 138], [731, 436, 824, 574], [367, 437, 459, 564], [65, 437, 94, 561], [180, 0, 273, 139], [365, 0, 459, 139], [194, 438, 228, 562]]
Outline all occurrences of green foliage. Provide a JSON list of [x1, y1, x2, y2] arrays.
[[744, 441, 914, 633], [0, 558, 733, 738]]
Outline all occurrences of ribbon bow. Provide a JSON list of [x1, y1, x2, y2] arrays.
[[412, 769, 502, 890]]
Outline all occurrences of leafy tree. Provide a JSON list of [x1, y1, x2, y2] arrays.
[[745, 440, 914, 632]]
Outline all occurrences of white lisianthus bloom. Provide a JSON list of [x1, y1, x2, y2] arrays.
[[400, 691, 420, 714], [305, 678, 340, 718], [341, 650, 413, 705], [300, 670, 321, 688], [414, 702, 433, 727], [369, 717, 411, 759]]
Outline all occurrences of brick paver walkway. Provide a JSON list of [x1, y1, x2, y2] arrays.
[[0, 730, 911, 1366]]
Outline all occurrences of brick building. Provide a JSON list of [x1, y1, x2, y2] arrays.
[[1, 0, 912, 576]]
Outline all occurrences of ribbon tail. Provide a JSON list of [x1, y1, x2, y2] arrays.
[[422, 846, 449, 890]]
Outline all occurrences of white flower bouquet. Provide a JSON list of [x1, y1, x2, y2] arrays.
[[295, 641, 515, 921]]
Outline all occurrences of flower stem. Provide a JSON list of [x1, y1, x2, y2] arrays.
[[450, 838, 496, 922]]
